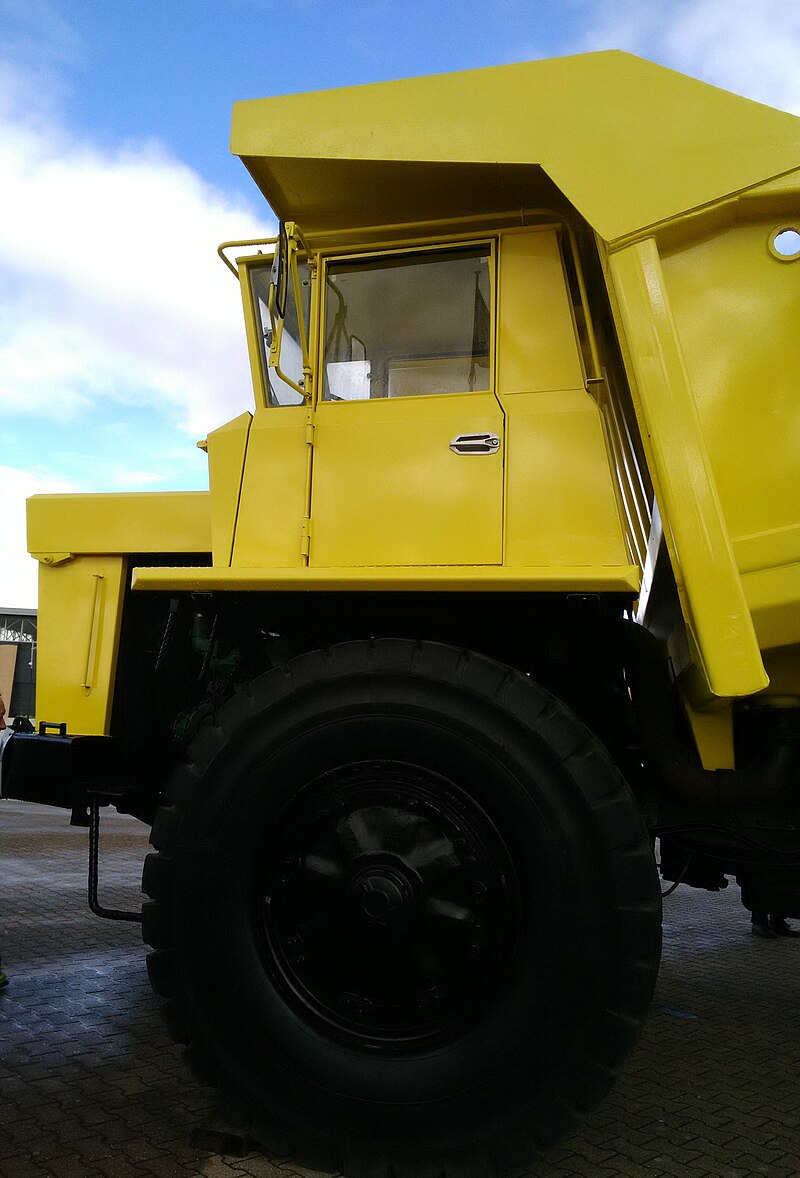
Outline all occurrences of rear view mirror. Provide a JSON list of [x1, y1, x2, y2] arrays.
[[271, 223, 289, 320]]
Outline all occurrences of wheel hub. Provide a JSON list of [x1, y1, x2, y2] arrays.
[[350, 864, 415, 930], [257, 761, 517, 1052]]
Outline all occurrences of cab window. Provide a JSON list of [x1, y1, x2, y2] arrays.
[[252, 261, 311, 406], [323, 246, 491, 401]]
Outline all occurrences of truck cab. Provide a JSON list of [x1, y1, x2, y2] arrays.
[[221, 219, 636, 580]]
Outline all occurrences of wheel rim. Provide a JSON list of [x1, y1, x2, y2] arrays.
[[256, 760, 519, 1052]]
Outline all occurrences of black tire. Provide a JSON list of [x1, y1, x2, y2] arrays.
[[143, 640, 660, 1176]]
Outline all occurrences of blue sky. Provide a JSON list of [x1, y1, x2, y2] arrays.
[[2, 0, 800, 605]]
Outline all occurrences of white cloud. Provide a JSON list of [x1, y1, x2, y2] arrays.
[[574, 0, 800, 114], [0, 32, 275, 606], [0, 85, 274, 436], [0, 465, 77, 607]]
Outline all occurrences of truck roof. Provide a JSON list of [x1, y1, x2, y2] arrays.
[[231, 50, 800, 243]]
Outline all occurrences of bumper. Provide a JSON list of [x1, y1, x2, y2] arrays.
[[1, 731, 113, 809], [1, 731, 166, 821]]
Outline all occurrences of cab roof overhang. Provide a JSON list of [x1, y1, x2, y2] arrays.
[[231, 50, 800, 244]]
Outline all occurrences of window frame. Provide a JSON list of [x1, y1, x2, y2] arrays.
[[252, 256, 314, 407], [316, 237, 497, 407], [239, 242, 317, 410]]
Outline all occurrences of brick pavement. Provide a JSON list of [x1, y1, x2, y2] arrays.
[[1, 799, 799, 1178]]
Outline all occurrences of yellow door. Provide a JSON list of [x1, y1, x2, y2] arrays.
[[310, 392, 503, 567], [309, 244, 504, 568]]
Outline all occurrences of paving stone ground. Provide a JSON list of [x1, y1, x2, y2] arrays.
[[1, 799, 799, 1178]]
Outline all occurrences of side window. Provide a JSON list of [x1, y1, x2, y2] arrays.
[[323, 246, 491, 401], [252, 261, 311, 406]]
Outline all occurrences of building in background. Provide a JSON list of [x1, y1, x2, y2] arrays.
[[0, 608, 36, 719]]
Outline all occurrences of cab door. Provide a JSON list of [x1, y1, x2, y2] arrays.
[[309, 244, 504, 568]]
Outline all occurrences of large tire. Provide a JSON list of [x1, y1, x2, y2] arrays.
[[143, 640, 660, 1176]]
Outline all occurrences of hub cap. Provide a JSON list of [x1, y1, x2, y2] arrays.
[[257, 761, 518, 1052]]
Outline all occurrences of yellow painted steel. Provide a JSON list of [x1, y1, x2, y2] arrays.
[[659, 221, 800, 574], [29, 491, 212, 735], [204, 413, 252, 566], [683, 704, 735, 771], [309, 393, 504, 568], [28, 491, 211, 557], [655, 216, 800, 655], [608, 239, 768, 702], [496, 230, 584, 394], [501, 390, 629, 569], [218, 237, 278, 278], [742, 564, 800, 652], [231, 52, 800, 245], [131, 564, 641, 593], [497, 228, 628, 569], [36, 556, 126, 736], [232, 406, 309, 567]]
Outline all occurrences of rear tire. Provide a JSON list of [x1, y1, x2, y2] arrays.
[[143, 640, 660, 1176]]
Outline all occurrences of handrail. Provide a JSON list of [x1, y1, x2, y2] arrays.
[[217, 237, 279, 277]]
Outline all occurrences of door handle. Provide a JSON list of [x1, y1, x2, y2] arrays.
[[449, 432, 501, 455]]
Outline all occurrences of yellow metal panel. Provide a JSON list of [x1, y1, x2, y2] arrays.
[[232, 406, 308, 568], [609, 238, 767, 700], [495, 227, 627, 570], [659, 221, 800, 630], [683, 703, 735, 771], [742, 563, 800, 651], [132, 563, 640, 593], [733, 527, 800, 578], [28, 492, 211, 556], [36, 556, 126, 736], [309, 394, 503, 568], [501, 390, 629, 568], [232, 52, 800, 243], [497, 230, 584, 393], [205, 413, 252, 566]]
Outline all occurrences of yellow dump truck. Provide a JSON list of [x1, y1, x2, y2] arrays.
[[5, 50, 800, 1175]]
